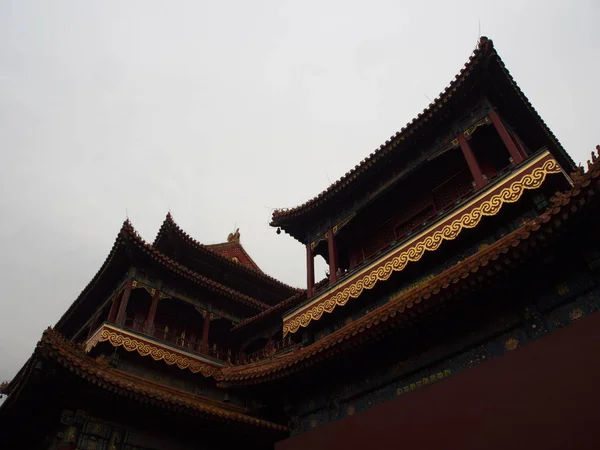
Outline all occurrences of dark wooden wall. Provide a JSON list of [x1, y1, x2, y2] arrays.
[[276, 309, 600, 450]]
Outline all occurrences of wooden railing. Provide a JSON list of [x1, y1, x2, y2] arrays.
[[236, 336, 295, 363], [120, 317, 296, 365], [122, 317, 228, 360]]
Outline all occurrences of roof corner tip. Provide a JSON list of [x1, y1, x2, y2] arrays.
[[119, 218, 139, 240], [478, 35, 493, 51], [160, 211, 177, 228], [153, 211, 178, 246]]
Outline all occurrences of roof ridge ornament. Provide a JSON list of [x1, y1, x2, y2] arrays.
[[227, 228, 241, 243]]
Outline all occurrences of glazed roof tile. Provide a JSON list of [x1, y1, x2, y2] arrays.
[[120, 222, 270, 311], [7, 328, 287, 432], [153, 213, 300, 295], [270, 37, 574, 227]]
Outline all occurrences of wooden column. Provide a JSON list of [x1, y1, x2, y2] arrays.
[[306, 244, 315, 298], [87, 312, 100, 338], [144, 290, 161, 334], [327, 228, 339, 284], [115, 279, 133, 326], [107, 293, 120, 323], [489, 109, 524, 165], [201, 312, 211, 353], [457, 133, 487, 190], [511, 131, 529, 160]]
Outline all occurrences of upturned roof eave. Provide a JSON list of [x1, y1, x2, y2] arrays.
[[270, 36, 576, 233], [2, 327, 289, 433]]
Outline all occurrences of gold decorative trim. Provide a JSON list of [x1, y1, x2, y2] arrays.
[[504, 337, 519, 351], [430, 116, 490, 160], [310, 233, 328, 251], [333, 212, 356, 235], [132, 280, 156, 297], [283, 153, 562, 335], [86, 325, 223, 380], [569, 308, 584, 322], [463, 115, 491, 138]]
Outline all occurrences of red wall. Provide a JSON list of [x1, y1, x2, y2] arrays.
[[277, 311, 600, 450]]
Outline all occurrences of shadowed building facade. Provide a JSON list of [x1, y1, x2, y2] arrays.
[[2, 37, 600, 450]]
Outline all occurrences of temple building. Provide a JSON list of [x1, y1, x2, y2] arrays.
[[2, 37, 600, 450]]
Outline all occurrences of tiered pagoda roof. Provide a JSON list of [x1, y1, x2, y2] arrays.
[[5, 145, 597, 398], [56, 217, 300, 337]]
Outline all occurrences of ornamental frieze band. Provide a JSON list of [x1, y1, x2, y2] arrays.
[[283, 151, 564, 335], [86, 324, 224, 380]]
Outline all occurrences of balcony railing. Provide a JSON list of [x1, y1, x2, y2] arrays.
[[122, 317, 229, 361], [236, 335, 295, 364], [311, 159, 526, 297]]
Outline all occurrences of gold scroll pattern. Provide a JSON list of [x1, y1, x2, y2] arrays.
[[284, 157, 561, 335], [86, 326, 223, 380], [396, 369, 451, 396]]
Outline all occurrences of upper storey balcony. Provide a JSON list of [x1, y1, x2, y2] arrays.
[[283, 132, 573, 336], [83, 278, 298, 370], [305, 111, 542, 296], [83, 279, 234, 372], [271, 38, 577, 337]]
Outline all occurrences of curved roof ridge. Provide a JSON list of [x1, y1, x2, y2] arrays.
[[121, 219, 270, 311], [154, 212, 301, 294], [270, 36, 574, 227], [270, 37, 491, 226], [56, 219, 134, 330], [12, 327, 288, 432], [57, 219, 269, 332]]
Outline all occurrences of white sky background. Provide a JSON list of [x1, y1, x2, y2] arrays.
[[0, 0, 598, 382]]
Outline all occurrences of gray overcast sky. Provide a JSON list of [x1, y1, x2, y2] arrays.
[[1, 0, 598, 382]]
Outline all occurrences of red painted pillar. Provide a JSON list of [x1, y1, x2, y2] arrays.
[[201, 312, 211, 353], [107, 293, 120, 323], [327, 228, 339, 284], [457, 133, 487, 190], [489, 109, 524, 165], [144, 290, 161, 334], [511, 131, 529, 160], [306, 244, 315, 298], [115, 279, 133, 326]]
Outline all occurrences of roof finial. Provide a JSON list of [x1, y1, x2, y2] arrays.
[[227, 228, 241, 243]]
